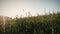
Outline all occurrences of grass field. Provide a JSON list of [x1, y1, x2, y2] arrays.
[[0, 12, 60, 34]]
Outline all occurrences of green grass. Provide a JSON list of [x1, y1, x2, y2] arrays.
[[0, 12, 60, 34]]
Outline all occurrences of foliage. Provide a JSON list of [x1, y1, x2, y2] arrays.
[[0, 12, 60, 34]]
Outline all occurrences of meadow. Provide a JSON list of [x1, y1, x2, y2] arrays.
[[0, 11, 60, 34]]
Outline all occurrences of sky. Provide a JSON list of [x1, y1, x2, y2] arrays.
[[0, 0, 60, 18]]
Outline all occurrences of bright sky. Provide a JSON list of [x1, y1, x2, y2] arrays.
[[0, 0, 60, 18]]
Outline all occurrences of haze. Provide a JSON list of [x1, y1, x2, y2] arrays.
[[0, 0, 60, 18]]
